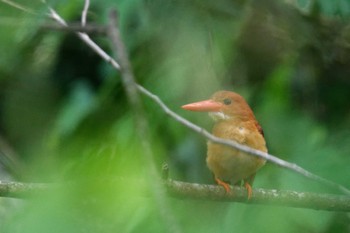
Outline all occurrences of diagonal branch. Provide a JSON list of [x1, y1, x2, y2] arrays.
[[136, 85, 350, 195], [1, 0, 36, 14], [44, 1, 120, 70]]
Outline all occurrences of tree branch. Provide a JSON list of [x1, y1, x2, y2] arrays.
[[1, 0, 36, 14], [0, 181, 50, 198], [39, 23, 108, 35], [81, 0, 90, 27], [166, 180, 350, 212], [136, 85, 350, 195], [107, 10, 182, 233], [0, 181, 349, 212], [45, 2, 120, 70]]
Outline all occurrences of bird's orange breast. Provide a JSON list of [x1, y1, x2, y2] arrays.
[[206, 119, 267, 184]]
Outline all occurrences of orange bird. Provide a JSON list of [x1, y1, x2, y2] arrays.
[[182, 91, 267, 198]]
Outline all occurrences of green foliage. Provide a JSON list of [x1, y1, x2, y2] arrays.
[[0, 0, 350, 232]]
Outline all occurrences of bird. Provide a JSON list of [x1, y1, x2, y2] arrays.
[[182, 91, 267, 199]]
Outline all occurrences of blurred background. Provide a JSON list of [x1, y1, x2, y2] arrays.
[[0, 0, 350, 232]]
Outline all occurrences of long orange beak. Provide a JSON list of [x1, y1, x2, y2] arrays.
[[181, 100, 222, 112]]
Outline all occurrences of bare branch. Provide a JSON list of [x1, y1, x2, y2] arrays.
[[45, 3, 120, 70], [136, 85, 350, 196], [1, 180, 349, 212], [40, 23, 107, 35], [1, 0, 36, 14], [81, 0, 90, 27], [0, 181, 50, 198], [166, 180, 350, 212], [107, 10, 141, 111]]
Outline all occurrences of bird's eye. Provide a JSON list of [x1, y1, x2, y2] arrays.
[[223, 98, 232, 105]]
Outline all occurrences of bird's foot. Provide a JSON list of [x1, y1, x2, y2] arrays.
[[215, 178, 231, 193], [244, 182, 252, 200]]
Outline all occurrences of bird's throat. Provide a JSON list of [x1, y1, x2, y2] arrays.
[[209, 111, 231, 121]]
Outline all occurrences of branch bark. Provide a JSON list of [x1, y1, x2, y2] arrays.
[[0, 181, 349, 212], [40, 23, 108, 35], [166, 180, 350, 212], [0, 181, 50, 198]]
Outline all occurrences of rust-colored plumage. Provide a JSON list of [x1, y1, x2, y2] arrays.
[[182, 91, 267, 198]]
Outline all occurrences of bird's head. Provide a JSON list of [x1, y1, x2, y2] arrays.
[[182, 91, 255, 122]]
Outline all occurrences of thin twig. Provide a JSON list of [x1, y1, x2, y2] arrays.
[[136, 85, 350, 195], [81, 0, 90, 27], [107, 11, 141, 111], [45, 3, 120, 69], [1, 0, 36, 14]]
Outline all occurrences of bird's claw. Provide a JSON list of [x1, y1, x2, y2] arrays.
[[215, 178, 231, 193], [244, 182, 253, 200]]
